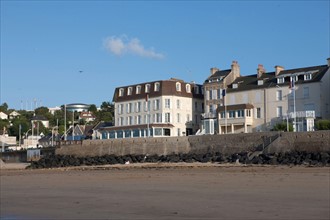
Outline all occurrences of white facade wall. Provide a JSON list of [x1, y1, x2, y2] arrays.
[[114, 95, 203, 136]]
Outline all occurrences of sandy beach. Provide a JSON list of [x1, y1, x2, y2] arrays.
[[0, 163, 329, 220]]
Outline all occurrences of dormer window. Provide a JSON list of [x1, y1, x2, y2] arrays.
[[277, 77, 284, 84], [176, 82, 181, 91], [257, 80, 264, 86], [154, 82, 160, 92], [186, 84, 191, 93], [145, 84, 151, 93], [136, 85, 141, 94], [119, 88, 124, 97], [304, 73, 312, 81], [194, 86, 199, 94], [232, 83, 238, 89], [127, 87, 133, 95]]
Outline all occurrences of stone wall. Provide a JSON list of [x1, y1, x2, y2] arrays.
[[55, 131, 330, 157]]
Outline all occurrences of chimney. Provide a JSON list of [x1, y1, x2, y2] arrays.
[[210, 67, 219, 75], [327, 58, 330, 67], [274, 65, 284, 76], [257, 64, 266, 78], [231, 60, 240, 77]]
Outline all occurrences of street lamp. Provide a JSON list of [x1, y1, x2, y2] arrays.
[[51, 126, 58, 147]]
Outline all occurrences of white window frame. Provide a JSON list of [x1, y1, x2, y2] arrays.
[[277, 77, 284, 84], [136, 85, 141, 94], [145, 84, 151, 93], [154, 82, 160, 92], [165, 113, 170, 123], [276, 106, 283, 117], [186, 84, 191, 93], [276, 90, 282, 101], [176, 82, 181, 91], [119, 88, 124, 97], [127, 87, 133, 96], [165, 99, 171, 109]]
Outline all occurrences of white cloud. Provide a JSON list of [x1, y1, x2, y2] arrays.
[[104, 35, 164, 59]]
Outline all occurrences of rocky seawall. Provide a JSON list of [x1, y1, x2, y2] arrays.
[[28, 151, 330, 169]]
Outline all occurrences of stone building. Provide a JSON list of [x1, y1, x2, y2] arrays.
[[202, 58, 330, 134]]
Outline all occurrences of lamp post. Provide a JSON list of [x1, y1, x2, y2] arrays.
[[52, 126, 58, 147]]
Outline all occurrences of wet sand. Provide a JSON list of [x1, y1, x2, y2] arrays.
[[1, 164, 329, 220]]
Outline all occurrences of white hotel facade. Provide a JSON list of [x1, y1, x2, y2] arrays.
[[98, 78, 204, 139]]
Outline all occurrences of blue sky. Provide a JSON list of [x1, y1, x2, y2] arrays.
[[1, 0, 329, 110]]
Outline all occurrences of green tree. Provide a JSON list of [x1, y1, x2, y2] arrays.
[[315, 119, 330, 130], [0, 103, 9, 113], [272, 122, 293, 132], [88, 104, 97, 113]]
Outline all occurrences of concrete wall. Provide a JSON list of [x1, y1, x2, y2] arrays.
[[55, 131, 330, 157]]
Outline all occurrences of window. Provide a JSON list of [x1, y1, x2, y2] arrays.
[[186, 114, 190, 122], [144, 101, 150, 112], [136, 115, 141, 125], [304, 73, 312, 81], [119, 88, 124, 97], [177, 113, 181, 123], [176, 99, 181, 109], [246, 109, 251, 117], [154, 99, 160, 110], [194, 86, 199, 94], [165, 99, 171, 109], [145, 84, 151, 93], [277, 77, 284, 84], [155, 113, 162, 123], [128, 116, 133, 125], [257, 80, 264, 86], [119, 117, 124, 126], [195, 114, 198, 123], [154, 82, 160, 91], [202, 103, 204, 111], [256, 108, 261, 118], [136, 85, 141, 94], [237, 110, 244, 118], [136, 102, 141, 112], [177, 128, 181, 136], [209, 90, 213, 100], [195, 101, 198, 111], [229, 110, 235, 118], [217, 89, 221, 99], [127, 87, 133, 95], [186, 84, 191, 93], [118, 104, 123, 114], [304, 103, 315, 111], [232, 83, 238, 89], [276, 106, 283, 117], [126, 103, 133, 113], [276, 90, 282, 101], [209, 105, 213, 113], [176, 82, 181, 91], [220, 112, 225, 119], [303, 87, 309, 98], [165, 113, 170, 123]]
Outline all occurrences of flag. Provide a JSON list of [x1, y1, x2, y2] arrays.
[[222, 89, 226, 97]]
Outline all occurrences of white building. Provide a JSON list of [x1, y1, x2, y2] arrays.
[[0, 112, 8, 120], [203, 58, 330, 134], [98, 78, 204, 139]]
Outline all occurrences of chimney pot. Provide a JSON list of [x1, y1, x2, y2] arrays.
[[274, 65, 284, 76], [327, 58, 330, 67], [210, 67, 219, 75], [257, 64, 266, 78]]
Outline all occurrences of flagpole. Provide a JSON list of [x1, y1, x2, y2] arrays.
[[293, 76, 296, 132], [146, 93, 150, 137], [223, 88, 227, 134], [64, 104, 67, 141]]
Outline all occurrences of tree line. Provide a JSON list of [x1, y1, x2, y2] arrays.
[[0, 102, 114, 140]]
